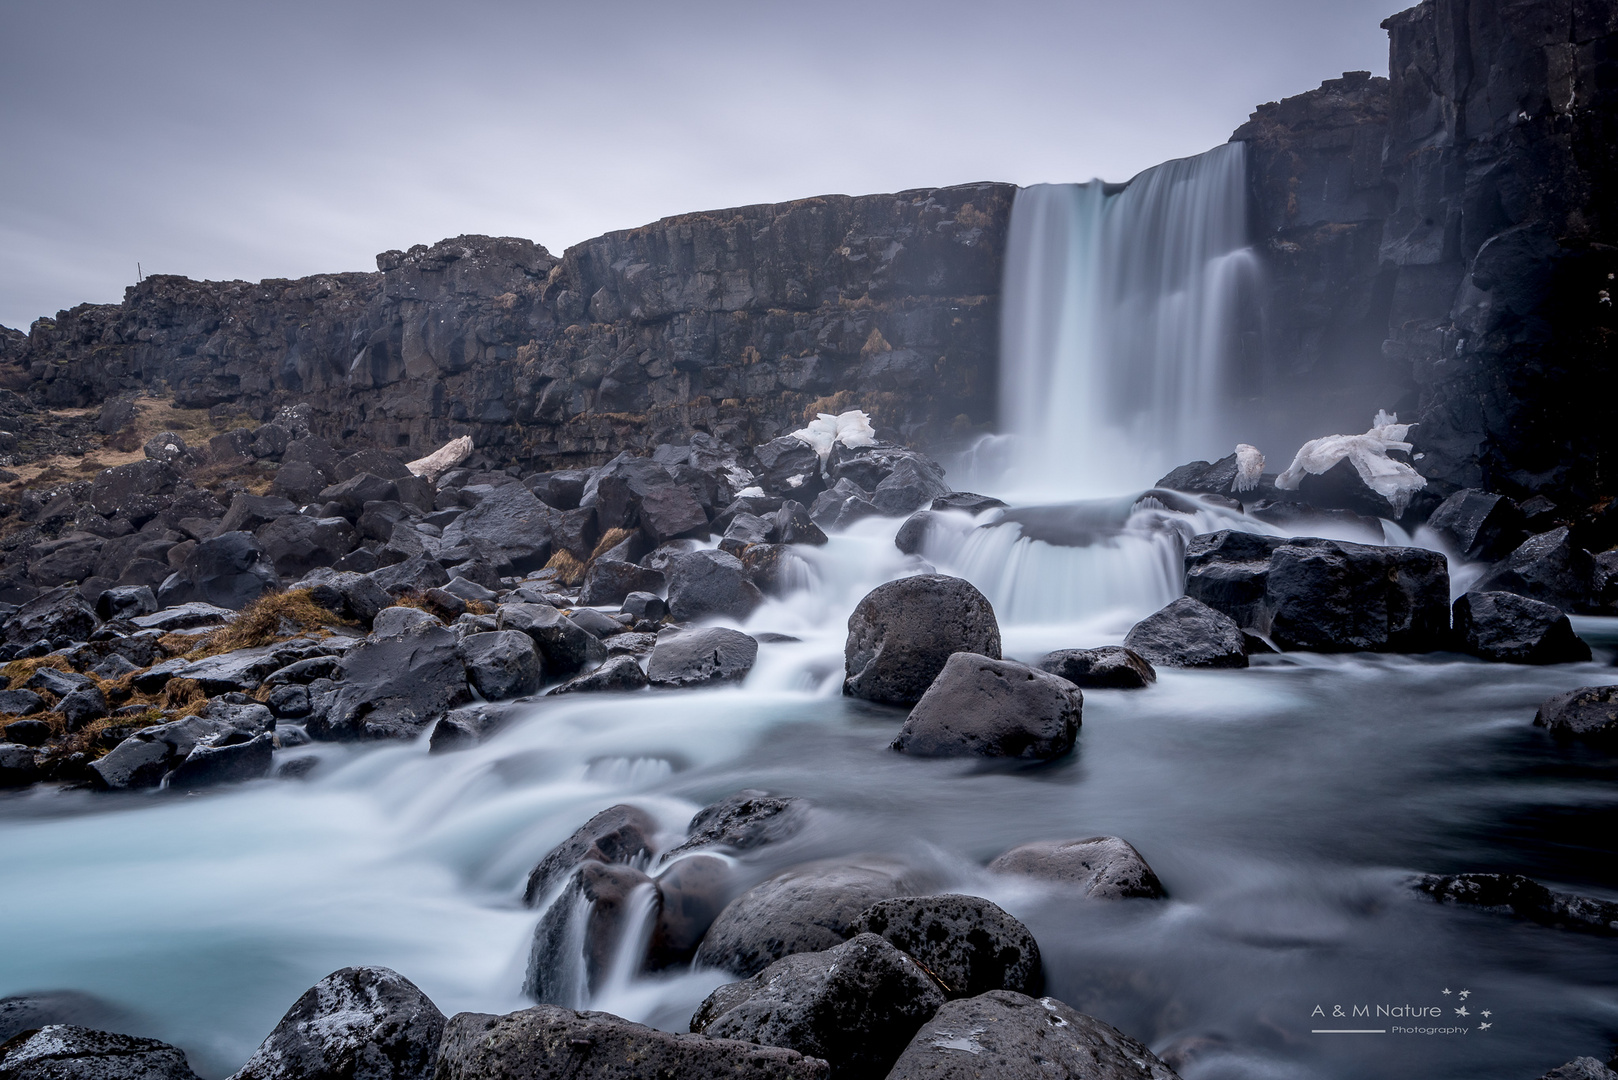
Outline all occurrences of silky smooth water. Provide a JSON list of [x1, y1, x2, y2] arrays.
[[2, 515, 1616, 1080]]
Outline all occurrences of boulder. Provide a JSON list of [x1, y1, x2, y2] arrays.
[[27, 668, 92, 697], [664, 790, 809, 858], [550, 506, 599, 561], [439, 483, 557, 572], [646, 627, 759, 688], [665, 550, 762, 622], [1036, 646, 1155, 689], [231, 967, 444, 1080], [4, 714, 50, 740], [563, 606, 628, 639], [893, 511, 936, 555], [1534, 1060, 1618, 1080], [95, 585, 158, 621], [0, 1026, 200, 1080], [1476, 527, 1595, 613], [893, 654, 1081, 760], [523, 804, 658, 905], [1426, 488, 1525, 561], [1412, 873, 1618, 937], [578, 559, 665, 607], [130, 601, 235, 632], [55, 686, 109, 730], [1534, 685, 1618, 743], [296, 568, 391, 626], [166, 731, 274, 790], [368, 555, 449, 598], [872, 458, 951, 517], [989, 836, 1167, 899], [528, 469, 591, 511], [1452, 591, 1591, 664], [548, 654, 648, 695], [809, 479, 880, 530], [256, 515, 358, 577], [319, 473, 399, 516], [0, 744, 41, 788], [310, 622, 469, 740], [638, 483, 710, 544], [753, 437, 823, 499], [172, 641, 314, 694], [693, 858, 918, 977], [885, 991, 1180, 1080], [460, 631, 543, 700], [648, 854, 735, 968], [851, 894, 1042, 998], [4, 587, 96, 647], [88, 460, 179, 522], [268, 460, 331, 504], [1123, 597, 1247, 669], [432, 1005, 829, 1080], [771, 501, 827, 546], [494, 603, 604, 677], [334, 449, 413, 482], [692, 933, 947, 1080], [158, 531, 280, 611], [142, 431, 196, 468], [525, 861, 657, 1002], [219, 494, 298, 534], [843, 575, 1002, 705]]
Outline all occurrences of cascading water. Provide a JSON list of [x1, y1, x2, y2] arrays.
[[996, 142, 1260, 498]]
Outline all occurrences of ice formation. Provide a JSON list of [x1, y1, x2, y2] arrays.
[[790, 409, 878, 460], [1274, 410, 1427, 515], [407, 434, 474, 481], [1233, 444, 1265, 492]]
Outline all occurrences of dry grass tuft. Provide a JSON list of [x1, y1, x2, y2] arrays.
[[544, 549, 586, 585], [589, 527, 636, 562], [2, 654, 75, 691], [187, 590, 347, 658]]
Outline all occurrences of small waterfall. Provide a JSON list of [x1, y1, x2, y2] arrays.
[[998, 142, 1260, 498]]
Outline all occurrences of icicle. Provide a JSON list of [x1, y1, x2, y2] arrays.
[[1232, 444, 1264, 492], [1274, 412, 1427, 515]]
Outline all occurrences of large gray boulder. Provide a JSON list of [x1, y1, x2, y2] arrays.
[[231, 967, 445, 1080], [1123, 597, 1247, 669], [664, 550, 762, 622], [5, 587, 97, 647], [693, 858, 918, 977], [646, 627, 758, 688], [577, 559, 665, 607], [459, 631, 543, 700], [432, 1006, 829, 1080], [1035, 646, 1155, 689], [157, 531, 280, 611], [843, 575, 1001, 705], [0, 1026, 199, 1080], [494, 603, 604, 677], [309, 621, 470, 740], [692, 933, 946, 1080], [663, 790, 809, 859], [851, 894, 1042, 998], [988, 836, 1167, 899], [1453, 590, 1591, 663], [884, 991, 1180, 1080], [1476, 526, 1594, 613], [439, 483, 558, 573], [1534, 685, 1618, 743], [256, 515, 358, 578], [1426, 488, 1524, 561], [90, 710, 274, 791], [892, 654, 1080, 760], [547, 654, 649, 695]]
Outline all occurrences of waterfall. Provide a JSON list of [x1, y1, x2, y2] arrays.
[[998, 142, 1260, 498]]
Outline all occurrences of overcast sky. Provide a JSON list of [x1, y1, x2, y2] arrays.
[[0, 0, 1398, 331]]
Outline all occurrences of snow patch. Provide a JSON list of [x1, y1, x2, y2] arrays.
[[790, 410, 878, 461], [1274, 411, 1427, 515]]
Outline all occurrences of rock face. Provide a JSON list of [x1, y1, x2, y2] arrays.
[[232, 966, 446, 1080], [892, 654, 1081, 761], [1183, 531, 1449, 652], [884, 991, 1180, 1080], [0, 1026, 200, 1080], [1452, 590, 1591, 664], [989, 837, 1167, 899], [850, 895, 1043, 998], [691, 933, 947, 1080], [844, 575, 1002, 705], [1534, 685, 1618, 743], [1123, 597, 1248, 670], [432, 1006, 830, 1080]]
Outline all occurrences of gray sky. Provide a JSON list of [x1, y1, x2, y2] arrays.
[[0, 0, 1397, 331]]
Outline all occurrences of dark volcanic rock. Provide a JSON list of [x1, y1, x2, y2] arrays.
[[256, 515, 358, 577], [297, 568, 392, 627], [1476, 527, 1595, 613], [494, 602, 603, 677], [851, 894, 1043, 998], [1426, 489, 1525, 562], [232, 966, 446, 1080], [646, 627, 758, 688], [4, 588, 96, 647], [158, 531, 280, 611], [523, 804, 658, 905], [459, 631, 543, 700], [1035, 646, 1156, 689], [693, 858, 918, 977], [439, 483, 557, 573], [1533, 1059, 1618, 1080], [664, 550, 762, 623], [843, 575, 1001, 705], [885, 990, 1179, 1080], [0, 1026, 200, 1080], [525, 862, 657, 1002], [577, 559, 664, 607], [892, 653, 1080, 761], [648, 854, 735, 969], [89, 712, 272, 791], [1452, 591, 1591, 664], [665, 790, 809, 858], [95, 585, 158, 621], [548, 654, 648, 695], [692, 932, 947, 1080], [1412, 873, 1618, 937], [1123, 597, 1248, 669], [165, 731, 274, 790], [311, 621, 469, 740], [1534, 685, 1618, 743], [432, 1005, 829, 1080], [989, 836, 1167, 899]]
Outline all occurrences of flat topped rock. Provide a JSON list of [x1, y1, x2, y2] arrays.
[[1123, 597, 1247, 669], [131, 602, 236, 631], [989, 836, 1166, 899], [0, 1026, 200, 1080]]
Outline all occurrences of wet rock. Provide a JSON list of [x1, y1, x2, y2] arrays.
[[620, 591, 666, 623], [27, 668, 91, 697], [664, 550, 762, 622], [173, 641, 312, 694], [1412, 873, 1618, 936], [458, 631, 542, 700], [294, 568, 391, 627], [439, 483, 557, 573], [809, 479, 880, 530], [158, 531, 280, 611], [577, 559, 665, 607], [266, 684, 312, 719], [1426, 489, 1525, 562], [548, 654, 647, 695], [754, 437, 824, 499], [433, 1005, 829, 1080], [893, 654, 1081, 761], [310, 622, 469, 740], [1036, 646, 1156, 689], [665, 790, 809, 858], [872, 457, 951, 517], [95, 586, 157, 621], [692, 932, 947, 1080], [494, 603, 603, 677], [4, 588, 96, 647], [256, 515, 358, 578], [0, 744, 41, 788], [166, 731, 274, 790], [55, 686, 109, 731], [219, 494, 298, 534], [0, 991, 134, 1043], [1534, 686, 1618, 743], [1477, 527, 1595, 613], [1452, 591, 1591, 664], [368, 555, 449, 598], [523, 804, 658, 905], [852, 894, 1042, 998], [90, 709, 275, 791], [0, 1026, 200, 1080], [1535, 1059, 1618, 1080], [4, 715, 50, 742], [638, 482, 710, 544], [1123, 597, 1248, 669], [130, 602, 235, 632], [88, 460, 180, 522], [319, 474, 398, 517], [931, 492, 1007, 514], [843, 575, 1002, 705], [988, 837, 1167, 899], [648, 854, 735, 968], [233, 966, 445, 1080], [694, 858, 918, 977], [885, 990, 1179, 1080], [564, 607, 626, 639], [646, 627, 758, 687], [524, 861, 657, 1002], [771, 501, 826, 546], [893, 510, 936, 555]]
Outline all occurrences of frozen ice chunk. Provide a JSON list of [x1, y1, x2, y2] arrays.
[[1233, 444, 1264, 492], [790, 409, 879, 460], [1274, 412, 1427, 515]]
